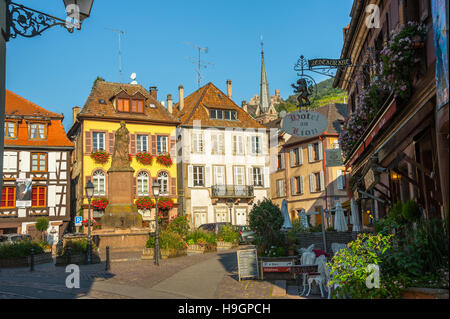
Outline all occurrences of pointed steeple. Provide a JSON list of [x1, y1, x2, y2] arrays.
[[259, 38, 270, 114]]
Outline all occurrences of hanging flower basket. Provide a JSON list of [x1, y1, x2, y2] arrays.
[[90, 150, 110, 164], [91, 198, 109, 210], [135, 152, 153, 165], [156, 154, 173, 167], [135, 197, 155, 210], [157, 198, 174, 211]]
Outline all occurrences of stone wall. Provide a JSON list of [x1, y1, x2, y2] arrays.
[[0, 253, 53, 268]]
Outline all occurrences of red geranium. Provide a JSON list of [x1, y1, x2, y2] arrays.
[[156, 154, 173, 167], [90, 150, 110, 164], [135, 152, 153, 165], [91, 198, 109, 210], [135, 197, 155, 210], [157, 197, 174, 211]]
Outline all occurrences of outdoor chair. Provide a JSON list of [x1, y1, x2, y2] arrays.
[[299, 245, 317, 296], [305, 255, 327, 298]]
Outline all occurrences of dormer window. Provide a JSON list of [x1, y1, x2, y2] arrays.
[[210, 108, 237, 121], [29, 123, 47, 140], [4, 122, 17, 139], [117, 97, 144, 113]]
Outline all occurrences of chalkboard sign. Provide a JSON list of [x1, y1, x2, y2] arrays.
[[237, 249, 259, 281]]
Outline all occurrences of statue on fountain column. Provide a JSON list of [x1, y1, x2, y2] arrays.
[[109, 121, 133, 172]]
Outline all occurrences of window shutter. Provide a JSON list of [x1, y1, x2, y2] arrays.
[[205, 166, 211, 187], [262, 135, 268, 155], [152, 135, 157, 155], [264, 167, 270, 188], [308, 144, 313, 163], [85, 131, 92, 153], [247, 136, 252, 155], [291, 178, 296, 196], [188, 165, 193, 188], [171, 177, 177, 196], [320, 171, 325, 191], [131, 134, 136, 155], [290, 150, 295, 167], [272, 156, 277, 172], [232, 136, 236, 155], [310, 174, 315, 193], [108, 133, 114, 154], [318, 141, 323, 161], [248, 167, 253, 186], [337, 170, 344, 190], [169, 136, 176, 158], [133, 176, 137, 197], [300, 176, 304, 194], [298, 147, 303, 165]]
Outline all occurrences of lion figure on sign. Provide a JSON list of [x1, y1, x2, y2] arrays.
[[292, 78, 312, 108]]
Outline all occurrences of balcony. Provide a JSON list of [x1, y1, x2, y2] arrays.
[[211, 185, 254, 199]]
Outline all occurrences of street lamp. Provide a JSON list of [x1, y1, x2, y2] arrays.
[[226, 199, 234, 226], [152, 180, 161, 266], [85, 179, 94, 264]]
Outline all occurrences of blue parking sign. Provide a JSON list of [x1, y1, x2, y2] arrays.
[[75, 216, 82, 227]]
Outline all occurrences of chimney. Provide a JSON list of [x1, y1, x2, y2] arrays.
[[275, 89, 280, 97], [226, 79, 232, 99], [167, 94, 173, 114], [178, 85, 184, 111], [72, 106, 81, 124], [241, 101, 248, 113], [149, 86, 158, 100]]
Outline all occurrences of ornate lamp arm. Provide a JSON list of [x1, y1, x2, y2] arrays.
[[7, 1, 75, 41]]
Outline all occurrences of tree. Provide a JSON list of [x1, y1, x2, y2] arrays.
[[93, 76, 105, 87], [35, 217, 50, 241], [249, 198, 285, 254]]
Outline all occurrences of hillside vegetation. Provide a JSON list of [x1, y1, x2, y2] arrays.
[[276, 78, 347, 113]]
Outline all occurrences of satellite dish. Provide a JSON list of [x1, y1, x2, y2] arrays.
[[130, 73, 137, 80]]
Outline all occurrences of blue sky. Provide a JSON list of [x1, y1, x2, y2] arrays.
[[6, 0, 353, 129]]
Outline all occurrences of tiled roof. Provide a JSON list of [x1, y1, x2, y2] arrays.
[[5, 90, 73, 148], [172, 82, 266, 129], [5, 89, 63, 119], [284, 103, 348, 146], [77, 81, 179, 125]]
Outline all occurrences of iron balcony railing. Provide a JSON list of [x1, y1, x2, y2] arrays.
[[211, 185, 255, 198]]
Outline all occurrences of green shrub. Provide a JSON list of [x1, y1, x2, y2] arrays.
[[0, 241, 45, 258], [36, 217, 50, 241], [146, 230, 186, 250], [217, 225, 239, 243], [166, 215, 190, 238], [186, 230, 216, 246], [401, 200, 422, 222], [57, 239, 96, 257], [389, 201, 404, 224]]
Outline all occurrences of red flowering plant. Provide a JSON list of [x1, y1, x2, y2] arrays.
[[135, 152, 153, 165], [156, 154, 173, 167], [135, 197, 155, 211], [91, 198, 109, 210], [157, 197, 174, 211], [128, 154, 133, 162], [90, 150, 110, 164]]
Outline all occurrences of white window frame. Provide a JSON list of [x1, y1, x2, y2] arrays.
[[213, 165, 226, 186], [157, 136, 168, 155], [93, 170, 106, 196], [193, 166, 205, 187], [211, 134, 224, 155], [137, 171, 149, 196], [233, 135, 244, 155], [193, 132, 204, 153], [252, 167, 263, 187], [251, 136, 261, 155], [158, 172, 169, 196], [92, 132, 105, 151], [234, 166, 245, 186], [137, 135, 148, 153]]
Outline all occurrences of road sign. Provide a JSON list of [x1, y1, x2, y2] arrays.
[[74, 216, 82, 227], [237, 249, 259, 281]]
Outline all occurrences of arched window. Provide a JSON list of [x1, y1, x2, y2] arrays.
[[93, 170, 105, 196], [158, 172, 169, 196], [137, 172, 149, 196]]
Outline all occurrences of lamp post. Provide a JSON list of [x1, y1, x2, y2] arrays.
[[226, 199, 234, 226], [152, 180, 161, 266], [85, 180, 94, 264]]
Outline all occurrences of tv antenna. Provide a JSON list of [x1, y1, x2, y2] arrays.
[[185, 42, 214, 88], [106, 28, 126, 83]]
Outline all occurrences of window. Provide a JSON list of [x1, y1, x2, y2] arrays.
[[158, 172, 169, 195], [193, 133, 204, 153], [224, 110, 231, 120], [230, 111, 237, 120], [4, 122, 16, 138], [337, 170, 345, 190], [211, 134, 224, 154], [193, 166, 205, 187], [137, 172, 149, 196], [277, 154, 284, 170], [251, 136, 261, 155], [92, 132, 105, 151], [290, 147, 302, 167], [308, 142, 323, 162], [313, 143, 320, 161], [234, 166, 245, 186], [92, 170, 106, 196], [233, 135, 244, 155], [252, 167, 263, 187], [314, 173, 321, 192], [296, 176, 304, 194], [137, 135, 148, 153], [118, 98, 144, 113], [1, 187, 16, 209], [216, 110, 223, 120], [210, 109, 237, 121], [29, 123, 46, 139], [276, 179, 285, 197], [118, 98, 130, 112], [31, 153, 47, 172], [210, 109, 216, 119], [157, 136, 168, 155], [213, 166, 225, 186], [32, 186, 46, 207], [131, 99, 144, 113]]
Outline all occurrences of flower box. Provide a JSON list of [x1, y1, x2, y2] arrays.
[[90, 150, 110, 164], [187, 244, 217, 254], [156, 154, 173, 167], [141, 247, 187, 260], [135, 152, 153, 165], [216, 241, 238, 251]]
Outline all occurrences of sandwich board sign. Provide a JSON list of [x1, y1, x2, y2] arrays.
[[281, 110, 328, 138], [237, 248, 259, 281]]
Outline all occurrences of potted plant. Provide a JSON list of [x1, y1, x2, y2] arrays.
[[216, 225, 239, 250], [142, 230, 187, 260]]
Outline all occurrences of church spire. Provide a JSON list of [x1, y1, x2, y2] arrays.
[[259, 37, 270, 114]]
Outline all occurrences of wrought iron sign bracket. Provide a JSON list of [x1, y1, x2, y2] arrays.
[[6, 1, 75, 41]]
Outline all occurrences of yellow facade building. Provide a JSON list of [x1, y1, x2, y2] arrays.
[[68, 81, 179, 227]]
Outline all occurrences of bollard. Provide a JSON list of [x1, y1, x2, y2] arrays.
[[66, 246, 72, 265], [105, 246, 111, 271], [30, 248, 35, 272]]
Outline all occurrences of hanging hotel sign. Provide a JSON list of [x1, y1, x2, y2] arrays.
[[281, 110, 328, 138], [15, 179, 32, 208], [364, 168, 379, 190], [308, 58, 352, 68], [326, 149, 344, 167]]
